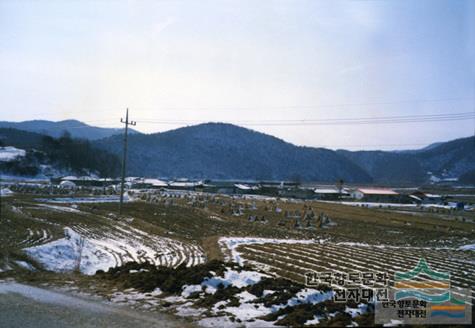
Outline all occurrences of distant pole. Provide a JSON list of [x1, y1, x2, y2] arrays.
[[119, 108, 136, 215]]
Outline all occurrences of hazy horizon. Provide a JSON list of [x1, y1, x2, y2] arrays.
[[1, 0, 474, 150]]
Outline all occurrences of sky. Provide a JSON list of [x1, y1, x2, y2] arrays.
[[0, 0, 474, 150]]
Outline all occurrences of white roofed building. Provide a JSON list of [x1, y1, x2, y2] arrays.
[[59, 180, 77, 190], [233, 183, 261, 194], [314, 187, 349, 200], [351, 187, 400, 202], [168, 180, 203, 189], [143, 178, 168, 187]]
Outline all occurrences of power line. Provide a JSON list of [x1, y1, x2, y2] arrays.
[[21, 96, 475, 116], [137, 111, 472, 122], [135, 111, 475, 126], [34, 111, 473, 130], [7, 111, 470, 150], [135, 97, 474, 111]]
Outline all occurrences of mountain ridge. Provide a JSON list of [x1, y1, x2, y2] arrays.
[[0, 119, 140, 140], [95, 122, 374, 182], [95, 122, 474, 184], [1, 120, 473, 184]]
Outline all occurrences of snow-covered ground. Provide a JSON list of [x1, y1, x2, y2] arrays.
[[25, 228, 113, 274], [36, 204, 83, 213], [184, 283, 343, 327], [35, 195, 126, 203], [320, 200, 461, 210], [0, 188, 14, 197], [182, 268, 269, 298], [162, 266, 339, 327], [459, 244, 475, 251], [0, 146, 26, 162]]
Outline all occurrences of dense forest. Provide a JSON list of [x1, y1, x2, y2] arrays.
[[0, 128, 120, 177], [41, 132, 120, 177], [2, 122, 474, 184], [96, 123, 475, 184]]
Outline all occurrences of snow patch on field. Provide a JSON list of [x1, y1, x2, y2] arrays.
[[203, 268, 267, 291], [219, 300, 271, 322], [286, 288, 333, 306], [345, 303, 368, 318], [219, 237, 317, 265], [25, 228, 115, 275], [459, 244, 475, 251], [25, 227, 206, 275], [194, 287, 333, 327], [0, 188, 14, 197], [182, 269, 268, 297], [305, 315, 322, 325], [35, 196, 125, 204], [36, 204, 83, 213], [0, 146, 25, 161], [320, 200, 460, 210], [181, 284, 203, 298], [14, 261, 36, 271], [335, 241, 462, 250]]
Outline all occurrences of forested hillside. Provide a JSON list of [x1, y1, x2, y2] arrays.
[[0, 128, 120, 177]]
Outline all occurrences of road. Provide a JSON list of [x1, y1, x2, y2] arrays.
[[0, 281, 190, 328]]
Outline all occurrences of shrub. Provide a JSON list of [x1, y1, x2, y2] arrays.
[[98, 259, 228, 294], [247, 277, 304, 307], [195, 286, 241, 307]]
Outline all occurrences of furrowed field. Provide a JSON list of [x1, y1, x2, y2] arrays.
[[1, 189, 474, 326]]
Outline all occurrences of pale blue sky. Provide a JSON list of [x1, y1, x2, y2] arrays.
[[0, 0, 474, 150]]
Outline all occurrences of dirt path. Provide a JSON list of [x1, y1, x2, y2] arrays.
[[0, 281, 193, 328]]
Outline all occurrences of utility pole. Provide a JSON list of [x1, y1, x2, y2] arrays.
[[119, 108, 136, 215]]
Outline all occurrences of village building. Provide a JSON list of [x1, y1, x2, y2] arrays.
[[351, 187, 400, 202], [277, 186, 316, 199], [410, 191, 444, 204], [168, 180, 203, 190], [233, 183, 260, 194], [59, 180, 77, 190], [134, 178, 168, 189], [314, 187, 349, 200]]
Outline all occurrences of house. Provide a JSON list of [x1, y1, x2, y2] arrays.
[[59, 180, 77, 190], [60, 175, 106, 187], [141, 178, 168, 188], [233, 184, 260, 194], [168, 180, 203, 190], [278, 187, 316, 199], [351, 187, 400, 202], [314, 187, 349, 200], [411, 191, 444, 204]]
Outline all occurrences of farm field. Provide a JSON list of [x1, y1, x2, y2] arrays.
[[0, 194, 207, 274], [2, 190, 474, 276], [235, 241, 475, 301], [1, 189, 474, 326]]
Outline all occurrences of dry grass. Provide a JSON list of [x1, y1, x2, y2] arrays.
[[1, 192, 474, 277]]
